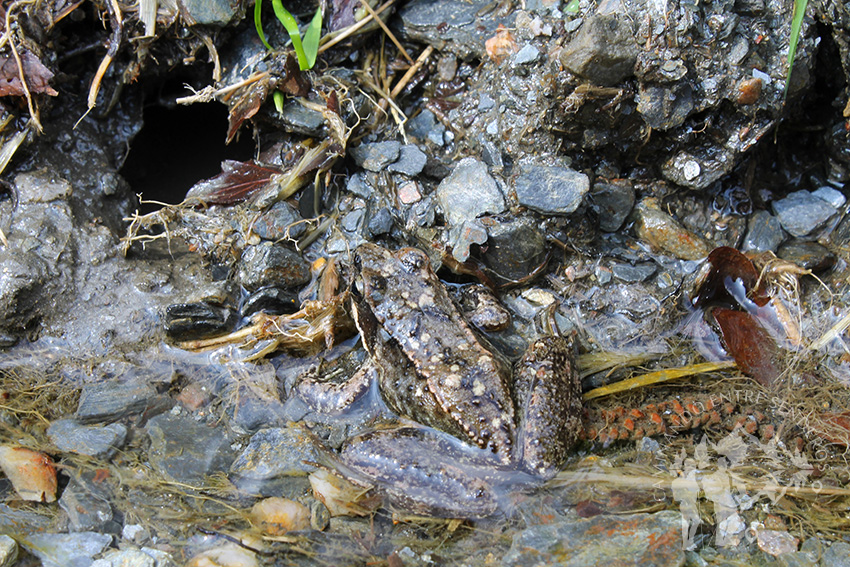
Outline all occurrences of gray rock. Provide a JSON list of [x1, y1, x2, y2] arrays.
[[350, 141, 401, 172], [637, 83, 694, 130], [178, 0, 237, 26], [742, 210, 786, 252], [513, 44, 540, 66], [342, 208, 366, 233], [812, 186, 846, 209], [480, 217, 547, 282], [407, 110, 445, 146], [0, 503, 52, 533], [91, 548, 156, 567], [772, 190, 838, 238], [230, 427, 319, 492], [611, 262, 658, 282], [436, 157, 506, 227], [822, 541, 850, 567], [276, 99, 325, 136], [591, 180, 635, 232], [503, 511, 684, 566], [559, 14, 638, 86], [346, 171, 374, 199], [59, 477, 114, 532], [513, 164, 589, 215], [21, 532, 112, 567], [388, 144, 427, 176], [447, 219, 489, 263], [75, 374, 164, 424], [15, 169, 72, 203], [776, 241, 836, 272], [661, 149, 736, 191], [251, 201, 305, 241], [237, 242, 310, 292], [147, 412, 236, 485], [368, 207, 394, 236], [47, 419, 127, 458], [478, 93, 496, 112], [0, 535, 16, 567]]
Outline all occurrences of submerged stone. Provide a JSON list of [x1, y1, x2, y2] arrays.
[[513, 164, 589, 215], [47, 419, 127, 459], [742, 210, 786, 252], [147, 413, 236, 485], [22, 532, 112, 567]]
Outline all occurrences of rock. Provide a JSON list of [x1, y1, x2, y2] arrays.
[[249, 497, 311, 535], [513, 164, 589, 215], [75, 371, 165, 424], [611, 262, 658, 282], [251, 201, 305, 241], [237, 242, 310, 292], [178, 0, 237, 26], [0, 503, 52, 533], [184, 543, 259, 567], [812, 185, 846, 209], [230, 427, 319, 492], [58, 476, 114, 532], [637, 83, 694, 130], [367, 207, 394, 236], [91, 548, 171, 567], [590, 180, 635, 232], [633, 197, 712, 260], [480, 217, 547, 282], [121, 524, 150, 544], [661, 148, 736, 191], [21, 532, 112, 567], [147, 412, 236, 485], [240, 287, 299, 318], [47, 419, 127, 459], [350, 141, 401, 172], [406, 109, 445, 147], [503, 511, 684, 566], [559, 14, 638, 86], [0, 535, 16, 567], [513, 44, 540, 66], [276, 99, 325, 136], [776, 241, 836, 272], [164, 302, 236, 341], [0, 446, 57, 502], [822, 541, 850, 567], [388, 144, 427, 176], [757, 529, 799, 556], [14, 169, 72, 203], [345, 171, 374, 199], [742, 210, 786, 252], [772, 191, 838, 239], [436, 157, 506, 227]]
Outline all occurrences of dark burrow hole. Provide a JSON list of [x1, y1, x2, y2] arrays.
[[121, 94, 254, 213]]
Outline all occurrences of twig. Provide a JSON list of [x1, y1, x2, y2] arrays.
[[359, 0, 412, 63], [318, 0, 396, 54], [4, 0, 41, 131], [87, 0, 123, 111], [582, 360, 738, 401], [390, 45, 433, 98], [175, 71, 269, 105], [809, 311, 850, 352]]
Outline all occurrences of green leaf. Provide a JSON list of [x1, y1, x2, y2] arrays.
[[565, 0, 580, 14], [785, 0, 808, 98], [254, 0, 272, 50], [303, 7, 323, 70], [272, 0, 308, 70], [273, 90, 285, 114]]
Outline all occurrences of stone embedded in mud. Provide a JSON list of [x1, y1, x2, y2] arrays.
[[179, 0, 237, 26], [237, 242, 310, 292], [350, 141, 401, 172], [772, 190, 839, 239], [14, 169, 72, 203], [513, 164, 589, 215], [147, 413, 236, 485], [590, 180, 635, 232], [436, 157, 506, 227], [776, 241, 836, 272], [633, 197, 712, 261], [47, 419, 127, 459], [742, 210, 786, 253], [611, 261, 657, 283], [636, 83, 695, 130], [559, 14, 638, 86]]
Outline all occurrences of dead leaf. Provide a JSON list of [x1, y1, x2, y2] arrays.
[[485, 25, 518, 64], [0, 51, 58, 97], [225, 77, 272, 144], [185, 160, 283, 205], [693, 247, 769, 308], [713, 307, 780, 387]]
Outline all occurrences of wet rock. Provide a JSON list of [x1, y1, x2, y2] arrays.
[[0, 446, 57, 502], [345, 171, 374, 199], [251, 200, 305, 241], [513, 164, 589, 215], [367, 207, 394, 236], [249, 497, 310, 535], [822, 542, 850, 567], [407, 109, 445, 147], [437, 157, 506, 227], [91, 547, 175, 567], [230, 427, 319, 493], [772, 191, 838, 239], [58, 475, 114, 532], [662, 149, 736, 191], [611, 262, 658, 282], [21, 532, 112, 567], [448, 219, 489, 263], [0, 503, 52, 533], [14, 169, 72, 203], [75, 370, 166, 424], [350, 141, 401, 172], [185, 543, 259, 567], [179, 0, 237, 26], [147, 412, 236, 485], [590, 180, 635, 232], [637, 83, 694, 130], [812, 186, 846, 209], [237, 242, 310, 292], [503, 511, 684, 566], [241, 287, 299, 317], [47, 419, 127, 459], [742, 210, 786, 252], [276, 99, 325, 136], [480, 217, 547, 282], [513, 44, 540, 66], [342, 207, 366, 233], [0, 535, 17, 567], [458, 285, 511, 332], [633, 197, 712, 260], [559, 14, 638, 86], [388, 144, 427, 176], [164, 302, 236, 341], [776, 241, 836, 272]]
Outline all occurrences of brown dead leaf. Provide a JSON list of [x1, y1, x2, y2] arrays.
[[713, 307, 780, 387], [185, 160, 283, 205], [225, 77, 272, 144], [485, 25, 518, 64], [0, 51, 58, 97]]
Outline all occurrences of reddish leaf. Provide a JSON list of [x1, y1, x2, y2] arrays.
[[277, 53, 310, 97], [226, 78, 272, 144], [693, 247, 769, 308], [0, 51, 58, 97], [185, 160, 283, 205], [713, 307, 780, 387]]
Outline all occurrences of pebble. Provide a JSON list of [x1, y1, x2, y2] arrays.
[[822, 541, 850, 567], [813, 185, 846, 209], [0, 535, 17, 567], [436, 157, 506, 227], [345, 171, 374, 199], [367, 207, 394, 236], [0, 445, 57, 502], [480, 217, 547, 282], [146, 413, 236, 484], [559, 14, 638, 86], [184, 543, 259, 567], [611, 261, 658, 282], [633, 197, 712, 260], [776, 241, 836, 272], [513, 44, 540, 66], [406, 110, 445, 146], [276, 99, 325, 136], [447, 218, 489, 262], [503, 511, 684, 566], [48, 419, 127, 459], [742, 209, 786, 252], [75, 371, 166, 424], [230, 427, 319, 491], [757, 529, 799, 556], [14, 169, 72, 203], [590, 180, 635, 232], [772, 190, 838, 238], [513, 164, 589, 215], [249, 497, 311, 535], [637, 83, 695, 130], [91, 548, 164, 567], [350, 141, 401, 172], [237, 242, 310, 292], [388, 144, 427, 176], [179, 0, 237, 25], [21, 532, 112, 567], [240, 287, 298, 318], [165, 302, 236, 341], [59, 475, 114, 531], [250, 200, 305, 240], [0, 503, 52, 533]]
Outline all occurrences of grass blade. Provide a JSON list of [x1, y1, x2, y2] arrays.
[[303, 7, 323, 70], [272, 0, 308, 70], [785, 0, 808, 98], [254, 0, 272, 50]]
